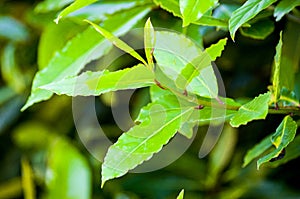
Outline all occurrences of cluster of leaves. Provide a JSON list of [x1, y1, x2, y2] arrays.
[[1, 0, 300, 198]]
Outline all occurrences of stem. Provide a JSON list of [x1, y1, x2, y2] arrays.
[[155, 80, 300, 116]]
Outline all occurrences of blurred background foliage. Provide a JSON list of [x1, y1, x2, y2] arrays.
[[0, 0, 300, 198]]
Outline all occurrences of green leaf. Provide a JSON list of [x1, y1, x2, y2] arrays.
[[153, 0, 181, 18], [176, 189, 184, 199], [257, 115, 297, 169], [54, 0, 98, 24], [179, 0, 217, 27], [193, 15, 227, 27], [279, 20, 300, 90], [101, 95, 195, 186], [0, 16, 29, 42], [40, 64, 155, 96], [230, 92, 271, 127], [1, 43, 26, 93], [21, 158, 36, 199], [240, 19, 275, 40], [153, 0, 224, 27], [278, 87, 300, 107], [243, 135, 272, 167], [22, 6, 150, 111], [213, 4, 239, 21], [85, 19, 147, 65], [207, 125, 237, 188], [46, 138, 92, 199], [268, 135, 300, 167], [68, 0, 152, 22], [206, 38, 228, 61], [274, 0, 300, 21], [270, 32, 283, 104], [229, 0, 278, 40], [150, 85, 173, 102], [34, 0, 73, 13], [144, 18, 155, 70]]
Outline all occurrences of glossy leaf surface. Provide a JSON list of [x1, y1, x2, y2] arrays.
[[40, 64, 155, 96]]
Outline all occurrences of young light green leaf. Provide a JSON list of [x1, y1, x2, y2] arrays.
[[243, 135, 272, 167], [144, 18, 155, 70], [257, 115, 297, 169], [40, 64, 155, 96], [21, 158, 36, 199], [229, 0, 278, 40], [85, 19, 147, 65], [22, 7, 150, 111], [274, 0, 300, 21], [54, 0, 97, 24], [270, 31, 283, 104], [179, 0, 217, 27], [176, 189, 184, 199], [230, 92, 271, 127], [206, 38, 228, 61], [101, 95, 194, 186], [34, 0, 73, 13], [240, 19, 275, 40]]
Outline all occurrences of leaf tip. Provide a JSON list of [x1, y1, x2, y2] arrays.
[[53, 17, 61, 24]]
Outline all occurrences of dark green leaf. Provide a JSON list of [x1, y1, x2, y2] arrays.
[[230, 92, 271, 127], [274, 0, 300, 21], [279, 20, 300, 90], [243, 135, 272, 167], [40, 64, 155, 96], [268, 135, 300, 167], [240, 19, 275, 40], [22, 6, 151, 111], [229, 0, 278, 40]]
